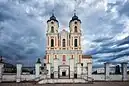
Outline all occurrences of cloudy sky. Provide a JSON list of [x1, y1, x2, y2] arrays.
[[0, 0, 129, 67]]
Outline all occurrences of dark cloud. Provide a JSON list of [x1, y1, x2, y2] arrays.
[[0, 0, 129, 67], [117, 36, 129, 46], [87, 43, 129, 55], [118, 1, 129, 17], [0, 0, 45, 65], [97, 57, 113, 63], [113, 51, 129, 60], [92, 37, 113, 43]]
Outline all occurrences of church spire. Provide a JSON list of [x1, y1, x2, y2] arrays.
[[69, 9, 81, 26], [52, 9, 54, 16], [69, 0, 81, 22], [74, 9, 76, 16]]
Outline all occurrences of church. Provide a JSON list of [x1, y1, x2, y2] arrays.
[[44, 12, 92, 79]]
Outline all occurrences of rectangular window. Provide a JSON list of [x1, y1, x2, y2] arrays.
[[62, 55, 66, 61]]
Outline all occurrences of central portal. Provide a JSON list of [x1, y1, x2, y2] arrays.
[[62, 71, 66, 76], [58, 65, 70, 78]]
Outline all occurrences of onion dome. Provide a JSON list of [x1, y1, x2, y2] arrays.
[[47, 13, 58, 23], [70, 13, 81, 23], [36, 58, 41, 64]]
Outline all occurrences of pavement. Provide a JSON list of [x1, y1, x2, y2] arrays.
[[0, 81, 129, 86]]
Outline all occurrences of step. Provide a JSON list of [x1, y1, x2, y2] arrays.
[[38, 79, 89, 84]]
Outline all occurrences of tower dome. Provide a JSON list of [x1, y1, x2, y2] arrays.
[[47, 13, 58, 23], [50, 14, 56, 20], [72, 13, 79, 20], [69, 13, 81, 26], [70, 13, 81, 23]]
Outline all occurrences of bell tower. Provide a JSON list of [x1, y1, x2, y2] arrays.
[[46, 13, 59, 50], [44, 10, 92, 80], [69, 11, 82, 64], [69, 12, 81, 50], [46, 13, 59, 64], [47, 13, 59, 34]]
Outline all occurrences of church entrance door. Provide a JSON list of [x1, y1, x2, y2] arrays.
[[62, 71, 66, 76], [58, 65, 70, 79]]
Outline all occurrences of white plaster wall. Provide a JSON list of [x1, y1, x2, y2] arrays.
[[21, 75, 35, 81], [2, 75, 16, 81], [1, 74, 129, 82], [92, 74, 105, 80], [2, 74, 36, 81], [92, 74, 124, 81], [82, 59, 92, 67], [109, 75, 122, 80], [96, 68, 105, 73]]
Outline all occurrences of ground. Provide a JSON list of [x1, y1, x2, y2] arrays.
[[0, 82, 129, 86]]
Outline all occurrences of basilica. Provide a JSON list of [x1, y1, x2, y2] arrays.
[[44, 13, 92, 79]]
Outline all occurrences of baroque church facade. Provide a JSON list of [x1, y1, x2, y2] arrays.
[[44, 13, 92, 79]]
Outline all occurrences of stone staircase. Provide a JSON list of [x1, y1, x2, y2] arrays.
[[33, 74, 94, 84], [37, 76, 93, 84], [38, 78, 88, 84]]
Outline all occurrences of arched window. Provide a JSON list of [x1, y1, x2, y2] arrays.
[[62, 39, 65, 47], [51, 26, 54, 33], [74, 39, 77, 47], [51, 39, 54, 47], [74, 26, 77, 32], [75, 21, 77, 24]]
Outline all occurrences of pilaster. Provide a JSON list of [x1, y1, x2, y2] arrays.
[[70, 58, 74, 78], [16, 64, 22, 82], [54, 58, 58, 78], [0, 63, 4, 82], [35, 63, 41, 78], [104, 62, 110, 81], [121, 62, 127, 81]]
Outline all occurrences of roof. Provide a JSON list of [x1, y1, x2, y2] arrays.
[[82, 55, 92, 59]]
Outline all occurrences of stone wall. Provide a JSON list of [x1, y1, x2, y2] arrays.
[[2, 75, 16, 81], [0, 62, 129, 82], [1, 74, 129, 82], [110, 75, 122, 81], [92, 75, 126, 81], [21, 75, 35, 81], [92, 74, 105, 81]]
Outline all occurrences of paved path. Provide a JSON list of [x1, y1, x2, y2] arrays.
[[0, 82, 129, 86]]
